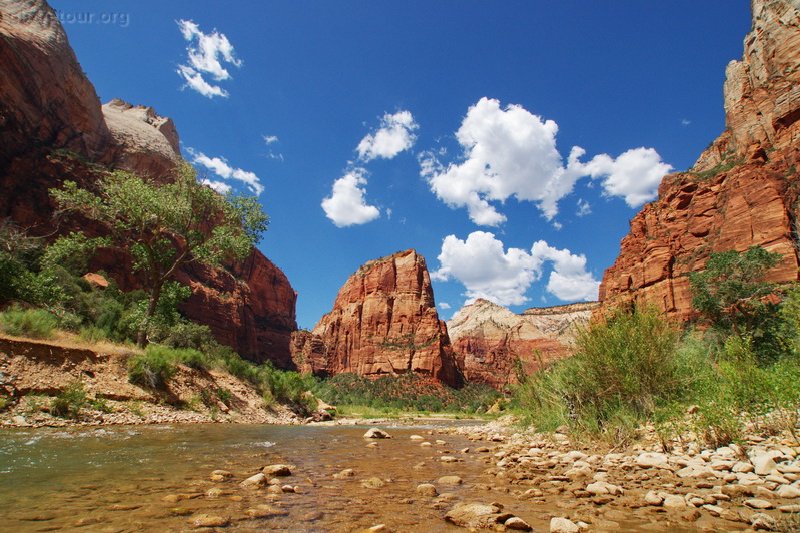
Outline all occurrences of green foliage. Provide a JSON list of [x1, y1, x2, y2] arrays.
[[310, 372, 500, 414], [513, 306, 691, 437], [89, 396, 114, 413], [51, 163, 268, 345], [690, 246, 784, 361], [40, 232, 110, 275], [127, 345, 179, 389], [0, 307, 58, 339], [50, 381, 88, 419]]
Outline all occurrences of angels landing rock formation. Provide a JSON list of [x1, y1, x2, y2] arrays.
[[291, 250, 462, 386], [447, 299, 597, 389], [0, 0, 297, 365], [600, 0, 800, 320]]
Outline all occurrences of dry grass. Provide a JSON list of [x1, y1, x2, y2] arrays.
[[0, 331, 140, 357]]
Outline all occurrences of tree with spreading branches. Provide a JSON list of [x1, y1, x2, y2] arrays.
[[51, 162, 268, 346]]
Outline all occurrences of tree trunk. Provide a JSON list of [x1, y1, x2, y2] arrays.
[[136, 285, 162, 347]]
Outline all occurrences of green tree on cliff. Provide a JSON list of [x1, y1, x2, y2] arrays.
[[51, 162, 268, 346]]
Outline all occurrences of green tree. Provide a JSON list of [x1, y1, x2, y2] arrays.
[[51, 162, 268, 346], [689, 246, 783, 360]]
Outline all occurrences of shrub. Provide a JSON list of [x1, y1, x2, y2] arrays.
[[51, 381, 88, 419], [513, 306, 687, 435], [0, 307, 58, 339], [127, 346, 178, 389]]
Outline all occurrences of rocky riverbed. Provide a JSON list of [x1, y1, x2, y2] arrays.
[[1, 418, 798, 532]]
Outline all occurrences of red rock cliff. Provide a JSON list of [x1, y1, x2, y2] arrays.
[[0, 0, 297, 366], [447, 299, 597, 389], [600, 0, 800, 320], [291, 250, 462, 386]]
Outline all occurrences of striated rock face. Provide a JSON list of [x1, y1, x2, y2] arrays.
[[291, 250, 462, 386], [600, 0, 800, 320], [0, 0, 297, 366], [448, 300, 597, 389], [102, 99, 181, 179], [0, 0, 110, 162]]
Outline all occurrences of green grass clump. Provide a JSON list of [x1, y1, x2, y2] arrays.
[[127, 345, 179, 389], [310, 372, 500, 414], [513, 306, 691, 441], [51, 381, 88, 419], [0, 307, 58, 339]]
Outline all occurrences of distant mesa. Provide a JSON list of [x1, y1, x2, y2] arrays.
[[447, 299, 597, 390], [290, 249, 462, 387]]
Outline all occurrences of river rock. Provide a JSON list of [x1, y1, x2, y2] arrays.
[[410, 435, 424, 440], [585, 481, 623, 496], [444, 502, 503, 529], [549, 517, 580, 533], [416, 483, 438, 496], [745, 498, 774, 509], [438, 475, 463, 485], [753, 453, 780, 475], [246, 505, 288, 518], [636, 452, 671, 470], [240, 473, 267, 489], [505, 516, 533, 531], [364, 428, 391, 439], [361, 477, 386, 489], [189, 514, 229, 528], [750, 512, 776, 530], [776, 484, 800, 498], [210, 469, 233, 482], [644, 491, 664, 506], [333, 468, 355, 479], [662, 495, 686, 509], [263, 464, 292, 476]]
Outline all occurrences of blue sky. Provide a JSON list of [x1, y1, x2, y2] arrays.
[[50, 1, 751, 328]]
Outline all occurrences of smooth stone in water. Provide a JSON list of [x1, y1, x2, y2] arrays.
[[416, 483, 438, 496], [189, 514, 229, 528], [363, 428, 391, 439], [549, 517, 580, 533], [262, 464, 292, 477]]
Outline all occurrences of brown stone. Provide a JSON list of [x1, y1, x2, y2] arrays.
[[599, 0, 800, 321], [290, 250, 461, 385], [0, 1, 298, 368]]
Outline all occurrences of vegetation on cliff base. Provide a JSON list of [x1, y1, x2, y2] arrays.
[[310, 372, 500, 415], [514, 246, 800, 447], [50, 162, 268, 346]]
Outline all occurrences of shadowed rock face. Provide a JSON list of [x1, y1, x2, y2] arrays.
[[600, 0, 800, 321], [0, 0, 297, 366], [291, 250, 462, 386], [447, 299, 597, 389]]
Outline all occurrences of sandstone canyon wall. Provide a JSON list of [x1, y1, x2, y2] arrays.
[[0, 0, 297, 366], [291, 250, 462, 386], [447, 300, 597, 389], [600, 0, 800, 320]]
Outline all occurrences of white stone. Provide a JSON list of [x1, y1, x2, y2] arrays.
[[549, 517, 580, 533], [662, 495, 686, 509], [635, 452, 671, 470], [753, 454, 778, 476], [776, 484, 800, 499]]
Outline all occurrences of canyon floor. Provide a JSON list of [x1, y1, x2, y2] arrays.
[[0, 419, 799, 532]]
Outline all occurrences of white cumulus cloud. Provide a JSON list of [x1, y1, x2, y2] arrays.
[[432, 231, 599, 306], [530, 240, 600, 302], [176, 19, 241, 98], [321, 168, 380, 227], [186, 147, 263, 195], [422, 97, 672, 225], [357, 110, 419, 161]]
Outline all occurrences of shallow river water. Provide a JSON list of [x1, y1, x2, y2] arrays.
[[0, 423, 699, 532]]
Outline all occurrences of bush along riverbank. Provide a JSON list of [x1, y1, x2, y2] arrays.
[[512, 247, 800, 450]]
